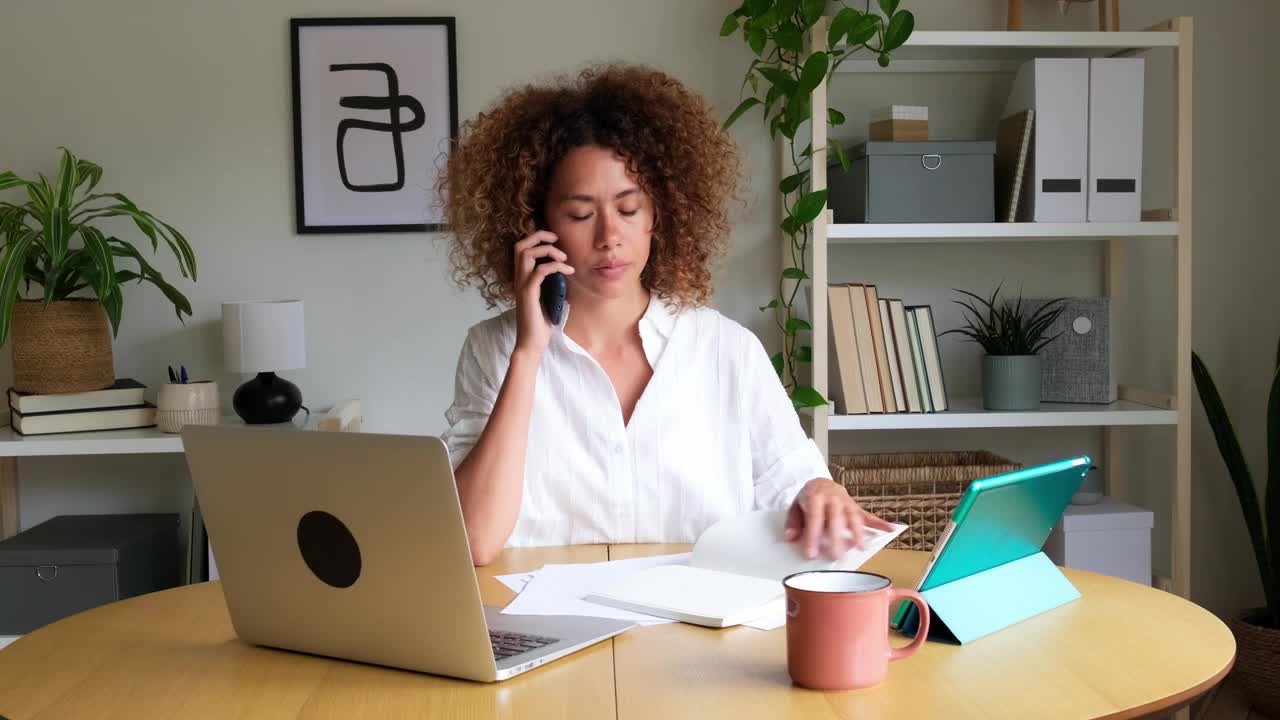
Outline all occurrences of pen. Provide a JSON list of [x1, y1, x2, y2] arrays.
[[168, 366, 177, 384], [180, 366, 188, 384]]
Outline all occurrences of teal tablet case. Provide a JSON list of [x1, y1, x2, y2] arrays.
[[896, 457, 1091, 644]]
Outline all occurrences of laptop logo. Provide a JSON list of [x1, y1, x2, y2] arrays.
[[296, 511, 362, 588]]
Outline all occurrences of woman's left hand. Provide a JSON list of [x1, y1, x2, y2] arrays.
[[784, 478, 896, 560]]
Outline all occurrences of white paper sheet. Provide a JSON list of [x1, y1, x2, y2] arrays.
[[692, 511, 907, 580], [499, 552, 692, 625], [494, 572, 535, 594], [579, 512, 906, 628], [742, 598, 787, 631]]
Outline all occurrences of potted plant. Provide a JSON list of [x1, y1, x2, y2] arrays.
[[941, 285, 1066, 410], [1192, 344, 1280, 716], [0, 148, 195, 393], [721, 0, 915, 408]]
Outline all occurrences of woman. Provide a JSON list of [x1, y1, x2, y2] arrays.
[[439, 63, 891, 566]]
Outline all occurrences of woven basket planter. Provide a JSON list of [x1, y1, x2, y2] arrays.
[[829, 450, 1023, 550], [11, 299, 115, 394], [1227, 608, 1280, 717]]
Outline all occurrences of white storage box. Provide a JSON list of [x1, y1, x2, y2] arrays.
[[1042, 497, 1153, 586]]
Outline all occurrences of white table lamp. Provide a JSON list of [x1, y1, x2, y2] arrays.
[[222, 300, 307, 424]]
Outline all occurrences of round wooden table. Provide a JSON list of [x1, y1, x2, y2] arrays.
[[0, 546, 1234, 720]]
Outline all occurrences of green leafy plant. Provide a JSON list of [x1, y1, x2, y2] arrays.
[[941, 285, 1067, 356], [721, 0, 915, 409], [0, 148, 196, 347], [1192, 342, 1279, 629]]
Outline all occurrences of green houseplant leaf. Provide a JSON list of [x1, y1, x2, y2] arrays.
[[1267, 344, 1280, 627], [0, 148, 197, 347], [1193, 348, 1280, 628], [722, 0, 912, 403], [791, 384, 827, 409], [942, 285, 1066, 356]]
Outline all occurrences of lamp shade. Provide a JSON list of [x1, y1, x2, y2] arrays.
[[222, 300, 306, 373]]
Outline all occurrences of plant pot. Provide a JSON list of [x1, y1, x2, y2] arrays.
[[982, 354, 1041, 411], [1226, 608, 1280, 717], [11, 299, 115, 394], [156, 381, 220, 433]]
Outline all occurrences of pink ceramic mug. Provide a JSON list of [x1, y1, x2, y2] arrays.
[[783, 570, 930, 691]]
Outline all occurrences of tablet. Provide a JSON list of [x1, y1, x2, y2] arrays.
[[891, 456, 1091, 631]]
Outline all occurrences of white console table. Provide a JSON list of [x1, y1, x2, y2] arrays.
[[0, 400, 362, 541], [0, 402, 362, 651]]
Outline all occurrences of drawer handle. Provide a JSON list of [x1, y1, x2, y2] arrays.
[[36, 565, 59, 582], [921, 154, 942, 171]]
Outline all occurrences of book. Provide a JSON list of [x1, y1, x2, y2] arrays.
[[878, 299, 906, 413], [995, 109, 1035, 222], [888, 300, 922, 413], [864, 286, 897, 413], [10, 403, 157, 435], [8, 379, 146, 414], [584, 510, 906, 628], [847, 285, 884, 413], [827, 285, 868, 414], [912, 306, 949, 412], [906, 308, 932, 412]]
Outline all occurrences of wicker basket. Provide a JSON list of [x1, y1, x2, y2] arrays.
[[1227, 609, 1280, 717], [829, 451, 1022, 550], [11, 299, 115, 394]]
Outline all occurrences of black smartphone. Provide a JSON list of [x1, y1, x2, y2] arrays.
[[535, 256, 566, 325], [533, 218, 567, 325]]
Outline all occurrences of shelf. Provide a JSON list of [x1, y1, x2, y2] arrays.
[[827, 221, 1178, 244], [834, 30, 1179, 73], [0, 412, 335, 458], [0, 426, 183, 457], [824, 398, 1179, 431]]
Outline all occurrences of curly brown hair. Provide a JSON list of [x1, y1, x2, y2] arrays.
[[438, 63, 742, 309]]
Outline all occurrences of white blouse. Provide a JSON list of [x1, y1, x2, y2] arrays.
[[441, 293, 832, 547]]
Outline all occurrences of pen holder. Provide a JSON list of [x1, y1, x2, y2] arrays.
[[156, 381, 220, 433]]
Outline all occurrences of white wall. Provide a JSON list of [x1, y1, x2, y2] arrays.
[[2, 0, 1275, 615]]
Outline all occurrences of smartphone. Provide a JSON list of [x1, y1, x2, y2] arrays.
[[533, 219, 567, 325], [535, 256, 566, 325]]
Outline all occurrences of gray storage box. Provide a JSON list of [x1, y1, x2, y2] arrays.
[[829, 141, 996, 223], [0, 514, 179, 634]]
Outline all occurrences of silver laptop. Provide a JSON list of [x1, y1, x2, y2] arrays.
[[181, 424, 634, 682]]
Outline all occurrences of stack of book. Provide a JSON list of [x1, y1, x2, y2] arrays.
[[8, 379, 157, 435], [827, 284, 948, 415]]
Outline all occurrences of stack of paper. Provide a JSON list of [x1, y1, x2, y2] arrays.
[[496, 510, 906, 630], [499, 552, 693, 626]]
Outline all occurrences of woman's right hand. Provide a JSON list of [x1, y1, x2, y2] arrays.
[[512, 230, 574, 357]]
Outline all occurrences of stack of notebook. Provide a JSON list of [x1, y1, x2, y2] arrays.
[[828, 284, 948, 415], [8, 379, 157, 435]]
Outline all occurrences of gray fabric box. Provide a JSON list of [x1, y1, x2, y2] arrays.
[[829, 141, 996, 223], [0, 514, 180, 634]]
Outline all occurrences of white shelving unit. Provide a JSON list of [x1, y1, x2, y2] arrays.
[[795, 19, 1193, 598]]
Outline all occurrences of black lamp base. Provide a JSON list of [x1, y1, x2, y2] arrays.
[[233, 372, 303, 424]]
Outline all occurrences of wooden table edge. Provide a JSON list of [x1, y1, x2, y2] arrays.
[[1099, 649, 1235, 720]]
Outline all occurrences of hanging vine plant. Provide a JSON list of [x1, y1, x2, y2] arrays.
[[721, 0, 914, 408]]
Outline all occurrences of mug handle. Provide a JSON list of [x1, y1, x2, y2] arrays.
[[887, 588, 929, 661]]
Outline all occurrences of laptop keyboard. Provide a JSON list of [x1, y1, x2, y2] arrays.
[[489, 630, 559, 660]]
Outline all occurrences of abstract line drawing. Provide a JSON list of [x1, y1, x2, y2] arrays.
[[330, 63, 426, 193]]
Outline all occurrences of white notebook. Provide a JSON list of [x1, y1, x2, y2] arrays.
[[584, 510, 906, 628]]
